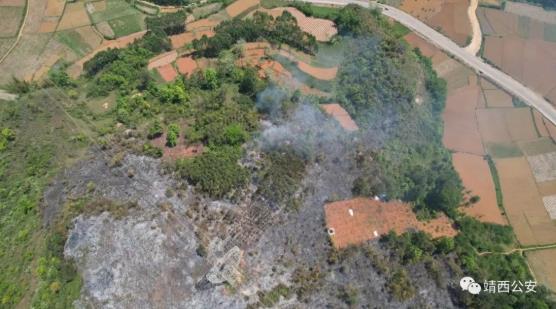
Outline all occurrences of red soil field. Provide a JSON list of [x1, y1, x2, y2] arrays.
[[442, 84, 485, 155], [321, 103, 358, 131], [453, 152, 506, 224], [325, 198, 457, 249], [176, 56, 198, 76], [148, 50, 178, 70], [170, 29, 215, 49], [426, 0, 472, 46], [157, 64, 178, 82], [297, 61, 337, 80]]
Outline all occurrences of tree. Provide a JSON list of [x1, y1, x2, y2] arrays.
[[166, 123, 180, 147], [147, 120, 163, 139]]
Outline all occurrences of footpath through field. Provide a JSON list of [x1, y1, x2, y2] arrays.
[[294, 0, 556, 126]]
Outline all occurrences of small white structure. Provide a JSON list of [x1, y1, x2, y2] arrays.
[[348, 208, 354, 217]]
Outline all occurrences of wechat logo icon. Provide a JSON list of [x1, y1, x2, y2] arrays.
[[460, 276, 482, 295]]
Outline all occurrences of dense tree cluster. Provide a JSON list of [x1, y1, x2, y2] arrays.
[[193, 11, 317, 57]]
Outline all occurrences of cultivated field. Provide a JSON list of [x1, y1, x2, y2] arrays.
[[58, 2, 91, 30], [496, 157, 556, 246], [0, 6, 24, 37], [157, 64, 178, 82], [442, 84, 485, 155], [225, 0, 259, 18], [148, 50, 178, 70], [297, 61, 337, 80], [453, 152, 505, 224], [176, 56, 198, 76], [527, 249, 556, 293], [426, 0, 472, 46], [477, 107, 538, 148], [263, 7, 337, 41], [482, 89, 513, 107], [480, 7, 556, 106]]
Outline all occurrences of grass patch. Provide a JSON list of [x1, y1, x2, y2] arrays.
[[486, 142, 523, 158], [0, 89, 89, 307], [55, 30, 94, 58], [486, 155, 504, 210], [90, 0, 144, 23], [108, 14, 145, 37], [543, 23, 556, 43], [313, 40, 346, 67]]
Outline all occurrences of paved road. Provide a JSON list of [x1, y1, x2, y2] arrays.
[[297, 0, 556, 125]]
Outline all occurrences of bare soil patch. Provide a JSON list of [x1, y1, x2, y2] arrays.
[[442, 84, 485, 155], [151, 133, 204, 160], [496, 157, 556, 246], [477, 107, 537, 144], [225, 0, 259, 18], [325, 198, 457, 249], [504, 108, 538, 141], [156, 64, 178, 82], [186, 17, 220, 31], [454, 152, 506, 225], [297, 61, 337, 81], [176, 56, 198, 76], [148, 50, 177, 70], [321, 103, 358, 131], [58, 2, 91, 30], [404, 32, 438, 58], [527, 249, 556, 293]]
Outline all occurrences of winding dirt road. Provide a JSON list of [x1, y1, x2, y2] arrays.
[[295, 0, 556, 126], [464, 0, 482, 55]]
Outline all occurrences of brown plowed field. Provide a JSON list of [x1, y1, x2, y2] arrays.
[[442, 84, 485, 155], [400, 0, 442, 20], [297, 61, 337, 80], [483, 89, 513, 107], [148, 50, 177, 70], [176, 56, 198, 76], [45, 0, 65, 17], [477, 108, 537, 144], [527, 249, 556, 293], [225, 0, 259, 18], [38, 20, 58, 33], [157, 64, 178, 82], [496, 157, 556, 246], [427, 0, 472, 46], [453, 153, 506, 224], [57, 2, 91, 30], [537, 180, 556, 197], [325, 198, 457, 249]]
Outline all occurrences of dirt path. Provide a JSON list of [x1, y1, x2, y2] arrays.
[[477, 243, 556, 256], [464, 0, 481, 55], [0, 0, 29, 65]]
